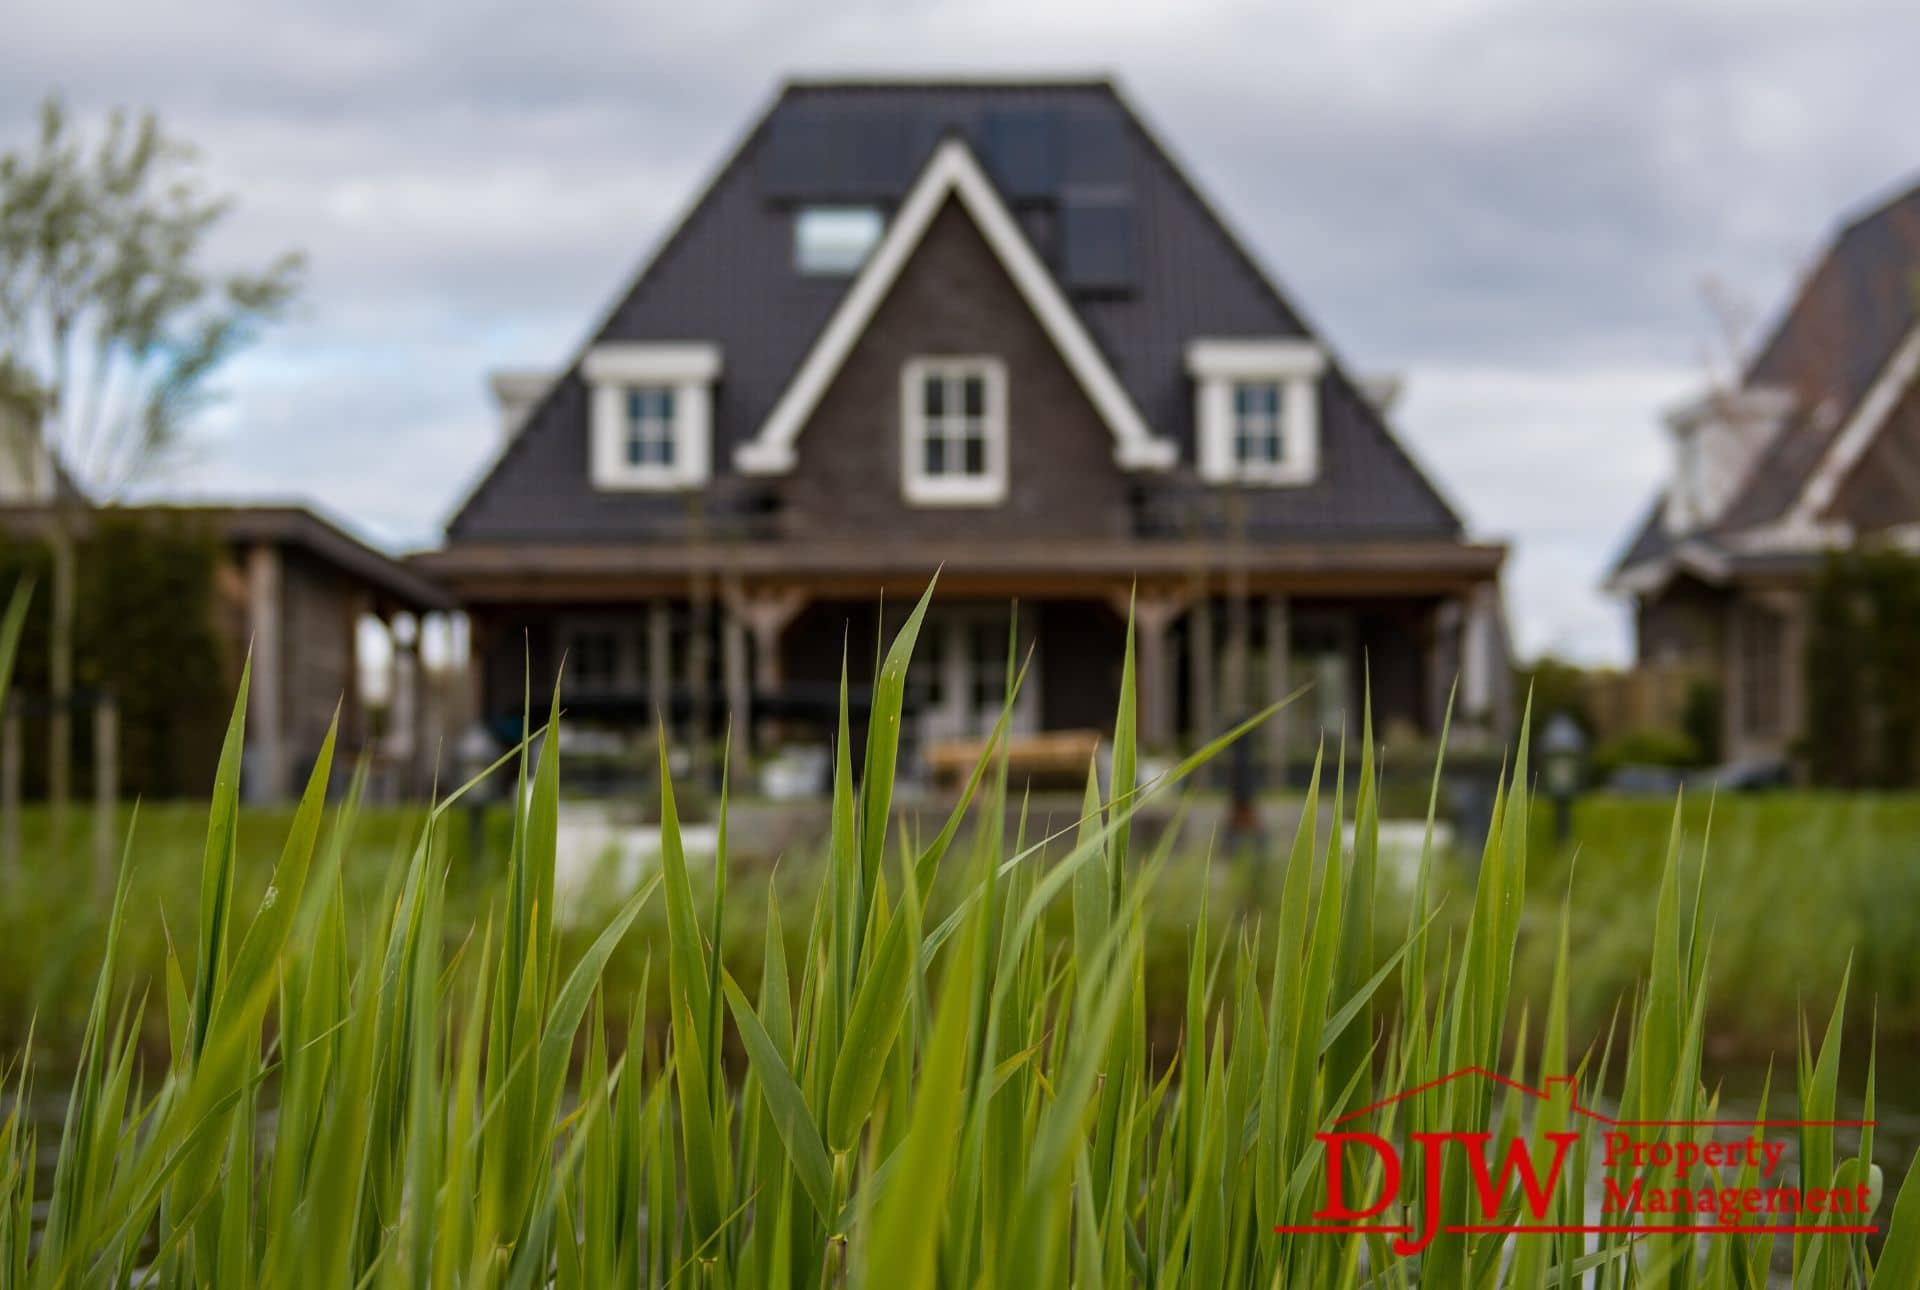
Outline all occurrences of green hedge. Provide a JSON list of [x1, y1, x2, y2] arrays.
[[1806, 548, 1920, 787], [1, 509, 229, 798]]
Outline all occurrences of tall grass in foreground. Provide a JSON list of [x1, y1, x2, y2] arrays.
[[1, 577, 1917, 1288]]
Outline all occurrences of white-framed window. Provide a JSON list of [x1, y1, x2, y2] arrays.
[[1186, 339, 1326, 485], [1230, 381, 1286, 472], [902, 362, 1013, 510], [622, 386, 678, 470], [901, 356, 1008, 505], [794, 206, 884, 275], [581, 343, 722, 490]]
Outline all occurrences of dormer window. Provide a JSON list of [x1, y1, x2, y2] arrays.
[[1659, 386, 1792, 534], [581, 343, 721, 490], [901, 357, 1007, 505], [1186, 339, 1326, 486]]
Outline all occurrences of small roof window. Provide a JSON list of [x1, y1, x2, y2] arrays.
[[794, 206, 883, 275]]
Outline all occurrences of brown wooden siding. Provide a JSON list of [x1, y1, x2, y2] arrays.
[[780, 197, 1133, 542], [1824, 377, 1920, 530]]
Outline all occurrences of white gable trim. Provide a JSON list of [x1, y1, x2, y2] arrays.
[[1786, 322, 1920, 528], [735, 137, 1175, 475]]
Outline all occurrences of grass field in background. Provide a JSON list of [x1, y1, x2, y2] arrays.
[[5, 791, 1914, 1069]]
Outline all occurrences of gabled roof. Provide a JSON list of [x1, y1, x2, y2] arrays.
[[737, 137, 1173, 473], [0, 500, 451, 611], [1611, 174, 1920, 585], [448, 78, 1462, 543]]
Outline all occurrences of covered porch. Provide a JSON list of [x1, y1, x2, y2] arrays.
[[422, 536, 1510, 793]]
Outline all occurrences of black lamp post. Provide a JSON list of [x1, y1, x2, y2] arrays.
[[1541, 712, 1588, 846]]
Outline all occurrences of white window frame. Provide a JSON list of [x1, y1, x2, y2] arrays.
[[900, 356, 1009, 506], [581, 342, 722, 491], [1185, 338, 1326, 486]]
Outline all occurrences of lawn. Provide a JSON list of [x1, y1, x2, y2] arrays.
[[3, 579, 1918, 1283], [5, 789, 1914, 1069]]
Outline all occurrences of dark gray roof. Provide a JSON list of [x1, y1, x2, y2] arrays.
[[1615, 173, 1920, 581], [1609, 492, 1676, 575], [0, 500, 451, 610], [449, 79, 1462, 544], [1718, 175, 1920, 531]]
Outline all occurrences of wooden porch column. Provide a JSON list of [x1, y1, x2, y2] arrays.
[[245, 542, 285, 804], [1428, 597, 1464, 733], [464, 612, 488, 743], [1110, 590, 1188, 749], [346, 591, 373, 750], [721, 605, 750, 779], [647, 602, 673, 736], [727, 588, 807, 750], [1264, 596, 1291, 781], [1187, 597, 1216, 748], [391, 613, 422, 800]]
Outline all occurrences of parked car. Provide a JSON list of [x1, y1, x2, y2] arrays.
[[1696, 759, 1792, 793]]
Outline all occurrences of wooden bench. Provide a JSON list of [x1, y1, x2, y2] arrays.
[[926, 730, 1104, 788]]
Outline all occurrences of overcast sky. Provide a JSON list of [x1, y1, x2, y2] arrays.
[[7, 0, 1919, 663]]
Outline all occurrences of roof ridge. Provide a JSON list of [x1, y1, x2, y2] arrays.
[[779, 75, 1117, 93]]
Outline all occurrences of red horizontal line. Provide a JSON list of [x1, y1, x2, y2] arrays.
[[1449, 1225, 1878, 1235], [1273, 1222, 1878, 1239], [1608, 1119, 1875, 1128]]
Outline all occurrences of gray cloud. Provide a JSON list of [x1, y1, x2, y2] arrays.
[[7, 0, 1920, 661]]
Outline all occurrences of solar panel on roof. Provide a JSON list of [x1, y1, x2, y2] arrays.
[[846, 110, 920, 191], [761, 104, 828, 198], [1060, 189, 1134, 292], [981, 108, 1058, 199], [763, 104, 928, 200], [1061, 108, 1129, 189]]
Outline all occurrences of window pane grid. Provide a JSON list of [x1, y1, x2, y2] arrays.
[[625, 385, 677, 469], [1230, 381, 1285, 469], [918, 370, 992, 481]]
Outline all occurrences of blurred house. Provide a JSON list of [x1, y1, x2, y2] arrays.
[[420, 78, 1511, 780], [0, 456, 453, 802], [1607, 176, 1920, 766]]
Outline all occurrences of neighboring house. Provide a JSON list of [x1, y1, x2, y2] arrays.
[[421, 78, 1511, 779], [0, 496, 453, 802], [1607, 176, 1920, 767]]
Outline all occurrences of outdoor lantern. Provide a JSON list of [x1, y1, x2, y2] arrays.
[[1540, 711, 1588, 844]]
